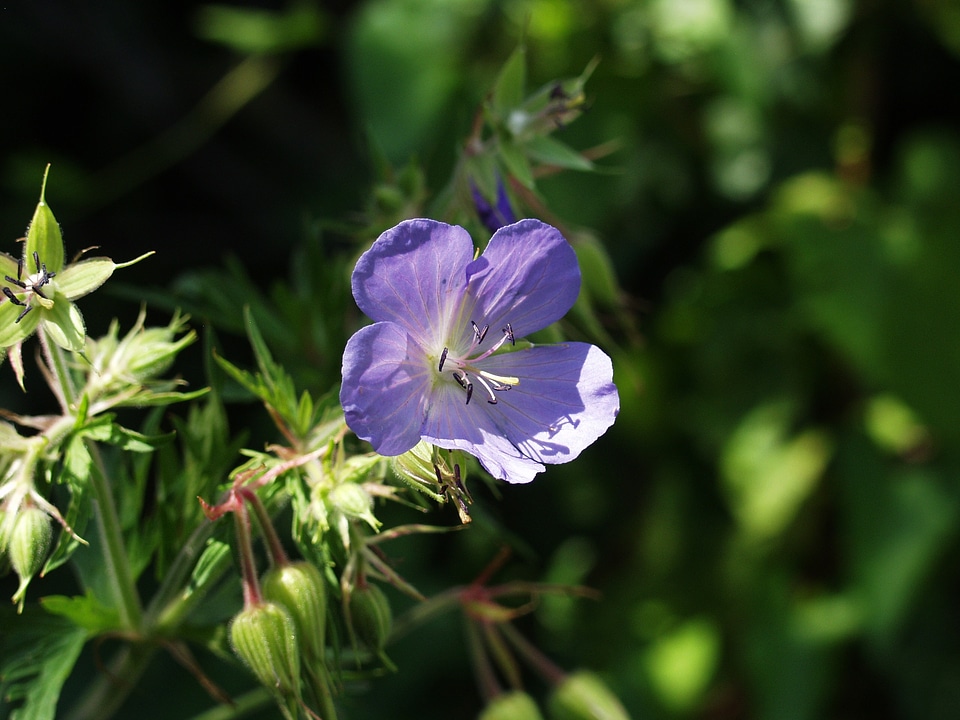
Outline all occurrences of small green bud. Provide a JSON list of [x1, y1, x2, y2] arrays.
[[9, 506, 52, 609], [229, 601, 301, 697], [480, 691, 546, 720], [348, 582, 392, 654], [262, 561, 327, 662], [328, 482, 379, 530], [547, 671, 631, 720]]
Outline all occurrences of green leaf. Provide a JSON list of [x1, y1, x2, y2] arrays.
[[190, 539, 233, 598], [24, 166, 65, 275], [0, 605, 87, 720], [40, 591, 121, 635], [0, 301, 41, 348], [498, 139, 535, 189], [43, 483, 91, 575], [524, 135, 594, 171], [80, 416, 176, 452], [490, 45, 526, 120]]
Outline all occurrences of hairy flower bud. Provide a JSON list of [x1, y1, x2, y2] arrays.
[[261, 561, 327, 663], [9, 506, 52, 608], [328, 482, 379, 530], [480, 691, 545, 720], [348, 582, 392, 654], [229, 601, 301, 697], [547, 671, 631, 720]]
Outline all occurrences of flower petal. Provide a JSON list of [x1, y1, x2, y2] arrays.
[[423, 342, 619, 483], [464, 219, 580, 338], [340, 321, 432, 456], [351, 219, 474, 349]]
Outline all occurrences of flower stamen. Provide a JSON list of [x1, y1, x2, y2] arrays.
[[454, 370, 474, 404], [3, 252, 56, 323], [471, 321, 488, 343]]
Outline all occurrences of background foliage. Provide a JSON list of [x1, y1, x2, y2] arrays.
[[3, 0, 960, 718]]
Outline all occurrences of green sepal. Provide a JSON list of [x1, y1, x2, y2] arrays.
[[262, 561, 328, 663], [0, 251, 19, 280], [25, 166, 65, 275], [0, 301, 41, 348], [10, 506, 53, 610], [348, 582, 393, 656], [40, 291, 86, 352], [56, 251, 154, 301], [56, 258, 119, 300], [229, 601, 302, 698]]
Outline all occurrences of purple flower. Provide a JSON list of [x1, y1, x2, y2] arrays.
[[340, 218, 619, 484]]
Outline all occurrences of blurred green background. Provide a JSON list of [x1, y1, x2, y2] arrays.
[[4, 0, 960, 718]]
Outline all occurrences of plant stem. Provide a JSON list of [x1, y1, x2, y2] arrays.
[[62, 642, 157, 720], [41, 328, 143, 631], [86, 437, 144, 630]]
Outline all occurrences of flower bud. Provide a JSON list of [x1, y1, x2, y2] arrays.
[[547, 671, 631, 720], [348, 582, 392, 654], [480, 691, 545, 720], [328, 481, 379, 530], [10, 506, 52, 608], [261, 561, 327, 662], [229, 601, 301, 697]]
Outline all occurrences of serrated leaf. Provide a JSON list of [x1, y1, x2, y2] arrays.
[[40, 591, 121, 635], [0, 606, 86, 720]]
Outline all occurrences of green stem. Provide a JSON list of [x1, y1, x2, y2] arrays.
[[244, 488, 289, 567], [40, 327, 144, 631], [62, 643, 157, 720], [85, 438, 144, 630], [234, 500, 262, 607], [185, 688, 274, 720]]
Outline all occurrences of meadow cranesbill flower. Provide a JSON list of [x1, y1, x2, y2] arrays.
[[340, 218, 619, 484]]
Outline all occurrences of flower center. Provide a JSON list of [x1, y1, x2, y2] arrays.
[[438, 321, 519, 405], [3, 251, 56, 323]]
